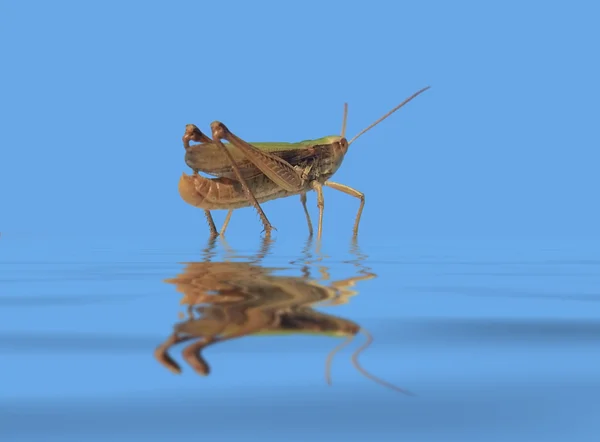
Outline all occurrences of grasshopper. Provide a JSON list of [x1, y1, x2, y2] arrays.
[[179, 86, 430, 238], [155, 236, 412, 394]]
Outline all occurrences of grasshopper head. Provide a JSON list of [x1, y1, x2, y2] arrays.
[[333, 136, 349, 157], [319, 135, 349, 156], [339, 137, 349, 154]]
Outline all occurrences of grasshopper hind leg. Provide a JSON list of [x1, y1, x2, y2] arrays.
[[210, 122, 276, 236], [183, 125, 221, 238], [203, 210, 218, 237]]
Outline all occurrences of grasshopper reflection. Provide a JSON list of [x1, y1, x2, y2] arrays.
[[155, 237, 412, 395]]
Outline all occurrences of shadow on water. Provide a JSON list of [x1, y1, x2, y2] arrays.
[[154, 235, 413, 395]]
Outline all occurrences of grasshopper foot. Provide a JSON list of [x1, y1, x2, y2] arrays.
[[261, 224, 277, 237]]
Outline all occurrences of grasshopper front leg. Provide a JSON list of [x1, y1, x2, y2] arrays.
[[324, 181, 365, 237], [305, 178, 366, 240]]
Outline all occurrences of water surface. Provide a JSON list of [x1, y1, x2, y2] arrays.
[[1, 233, 599, 441]]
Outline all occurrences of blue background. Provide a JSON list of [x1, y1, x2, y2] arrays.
[[1, 1, 600, 441], [2, 0, 598, 239]]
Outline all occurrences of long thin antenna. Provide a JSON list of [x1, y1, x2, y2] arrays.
[[348, 86, 431, 146], [351, 328, 415, 396], [324, 334, 354, 385], [341, 102, 348, 138]]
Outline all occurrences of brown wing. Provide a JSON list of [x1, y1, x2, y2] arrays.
[[185, 142, 318, 180]]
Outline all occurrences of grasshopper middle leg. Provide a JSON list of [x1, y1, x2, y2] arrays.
[[219, 209, 234, 236], [300, 192, 314, 236], [308, 181, 365, 239], [311, 181, 325, 240]]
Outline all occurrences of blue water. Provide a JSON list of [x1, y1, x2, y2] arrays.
[[1, 232, 598, 441]]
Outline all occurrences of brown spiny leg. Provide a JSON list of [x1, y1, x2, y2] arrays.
[[300, 192, 314, 236], [310, 181, 325, 240], [210, 121, 276, 236], [212, 121, 303, 193], [183, 124, 219, 236], [203, 210, 218, 237], [324, 181, 365, 237]]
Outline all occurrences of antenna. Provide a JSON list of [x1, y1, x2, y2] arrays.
[[341, 102, 348, 138], [324, 334, 354, 385], [348, 86, 431, 146], [351, 328, 415, 395]]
